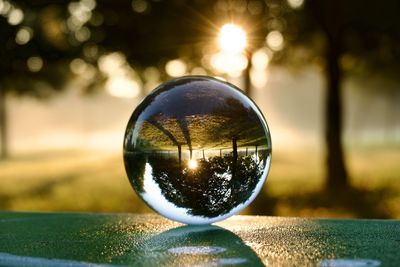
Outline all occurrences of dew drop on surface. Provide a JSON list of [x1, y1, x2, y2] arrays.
[[123, 76, 272, 224]]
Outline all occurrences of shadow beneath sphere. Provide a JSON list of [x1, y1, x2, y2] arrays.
[[113, 225, 264, 266]]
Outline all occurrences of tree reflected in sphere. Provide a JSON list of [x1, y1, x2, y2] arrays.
[[124, 76, 272, 224]]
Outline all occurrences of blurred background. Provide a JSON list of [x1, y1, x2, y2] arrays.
[[0, 0, 399, 218]]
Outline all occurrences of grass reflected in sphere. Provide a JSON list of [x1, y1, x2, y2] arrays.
[[123, 76, 272, 224]]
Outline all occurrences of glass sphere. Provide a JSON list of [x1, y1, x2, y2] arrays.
[[123, 76, 272, 224]]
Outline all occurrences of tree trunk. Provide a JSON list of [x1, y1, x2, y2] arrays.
[[178, 144, 182, 165], [325, 38, 349, 191], [232, 136, 238, 179], [0, 86, 8, 159], [244, 51, 253, 96], [308, 0, 350, 192]]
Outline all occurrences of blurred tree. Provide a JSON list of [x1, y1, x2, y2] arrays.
[[0, 0, 84, 158], [300, 0, 400, 190], [0, 0, 216, 158], [94, 0, 400, 192], [100, 0, 400, 192], [205, 0, 400, 191], [1, 0, 399, 195]]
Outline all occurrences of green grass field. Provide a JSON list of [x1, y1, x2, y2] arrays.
[[1, 147, 399, 219]]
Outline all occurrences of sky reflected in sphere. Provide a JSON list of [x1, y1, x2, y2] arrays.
[[124, 76, 272, 224]]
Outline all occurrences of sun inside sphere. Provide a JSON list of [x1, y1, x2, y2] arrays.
[[123, 76, 272, 224]]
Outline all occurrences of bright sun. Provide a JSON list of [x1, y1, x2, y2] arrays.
[[188, 159, 198, 170], [218, 23, 247, 53]]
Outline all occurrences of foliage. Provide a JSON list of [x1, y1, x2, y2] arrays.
[[1, 0, 399, 92], [145, 152, 268, 217]]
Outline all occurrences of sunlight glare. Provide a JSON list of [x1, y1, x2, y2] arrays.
[[98, 52, 142, 98], [266, 30, 284, 51], [165, 59, 187, 77], [218, 23, 247, 53], [250, 68, 268, 89], [211, 51, 248, 77], [0, 1, 12, 15], [132, 0, 148, 13], [188, 159, 198, 170], [81, 0, 96, 10], [74, 26, 91, 42], [213, 76, 227, 82], [27, 56, 43, 72], [98, 52, 126, 75], [15, 27, 33, 45], [67, 0, 95, 31], [106, 76, 140, 98], [251, 48, 270, 70], [70, 58, 87, 75], [287, 0, 304, 9], [7, 8, 23, 25], [191, 67, 207, 75]]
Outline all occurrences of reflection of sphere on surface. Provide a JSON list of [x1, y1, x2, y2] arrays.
[[124, 76, 272, 224]]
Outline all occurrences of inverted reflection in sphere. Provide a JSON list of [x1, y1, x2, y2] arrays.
[[124, 76, 272, 224]]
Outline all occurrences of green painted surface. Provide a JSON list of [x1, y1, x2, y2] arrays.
[[0, 212, 399, 266]]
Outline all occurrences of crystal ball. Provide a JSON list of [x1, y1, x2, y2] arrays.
[[123, 76, 272, 224]]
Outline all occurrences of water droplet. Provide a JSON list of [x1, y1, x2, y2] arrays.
[[123, 76, 272, 224]]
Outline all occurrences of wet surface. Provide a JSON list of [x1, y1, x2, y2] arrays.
[[0, 212, 399, 266]]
